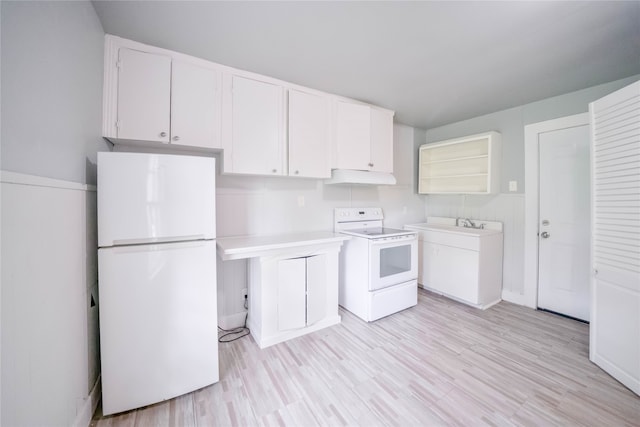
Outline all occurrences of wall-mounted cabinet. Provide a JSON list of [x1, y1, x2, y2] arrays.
[[418, 132, 501, 194], [222, 74, 285, 175], [288, 89, 331, 178], [103, 35, 392, 181], [333, 100, 394, 173], [103, 45, 221, 150], [221, 80, 331, 178]]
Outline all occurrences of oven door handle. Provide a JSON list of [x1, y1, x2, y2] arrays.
[[370, 235, 417, 247]]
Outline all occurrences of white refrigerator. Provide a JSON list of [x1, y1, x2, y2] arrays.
[[97, 152, 218, 415]]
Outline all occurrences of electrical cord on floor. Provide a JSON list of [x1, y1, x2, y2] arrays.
[[218, 295, 250, 343]]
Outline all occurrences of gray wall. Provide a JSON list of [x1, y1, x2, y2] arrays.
[[1, 0, 108, 185], [424, 74, 640, 194], [1, 1, 105, 425]]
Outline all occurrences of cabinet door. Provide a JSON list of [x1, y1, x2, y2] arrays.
[[370, 108, 394, 173], [424, 242, 479, 303], [306, 254, 327, 325], [334, 101, 371, 170], [231, 75, 284, 175], [288, 89, 331, 178], [117, 48, 171, 142], [277, 257, 306, 331], [171, 61, 221, 149]]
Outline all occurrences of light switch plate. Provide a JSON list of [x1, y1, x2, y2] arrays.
[[509, 181, 518, 192]]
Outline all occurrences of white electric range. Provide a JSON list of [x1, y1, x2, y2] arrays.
[[334, 207, 418, 321]]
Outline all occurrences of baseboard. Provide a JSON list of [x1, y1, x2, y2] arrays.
[[219, 311, 248, 330], [72, 375, 101, 427], [501, 289, 527, 306]]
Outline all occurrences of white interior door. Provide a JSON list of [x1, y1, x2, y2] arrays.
[[537, 124, 591, 321], [589, 80, 640, 396]]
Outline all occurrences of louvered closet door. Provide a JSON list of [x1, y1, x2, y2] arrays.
[[589, 80, 640, 396]]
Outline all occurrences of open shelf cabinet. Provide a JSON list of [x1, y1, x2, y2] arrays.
[[418, 131, 501, 194]]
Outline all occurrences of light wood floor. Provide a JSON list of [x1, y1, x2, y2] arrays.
[[92, 289, 640, 426]]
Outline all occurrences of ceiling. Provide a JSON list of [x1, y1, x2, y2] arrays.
[[92, 1, 640, 130]]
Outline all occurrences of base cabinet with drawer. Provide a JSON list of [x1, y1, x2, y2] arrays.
[[406, 223, 503, 309]]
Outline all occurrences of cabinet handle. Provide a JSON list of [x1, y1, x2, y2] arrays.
[[160, 131, 167, 137], [272, 169, 277, 173], [295, 170, 299, 175], [368, 163, 374, 167], [172, 135, 180, 141]]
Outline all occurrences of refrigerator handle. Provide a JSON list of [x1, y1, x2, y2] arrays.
[[112, 235, 207, 246]]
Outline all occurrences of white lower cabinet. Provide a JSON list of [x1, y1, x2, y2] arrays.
[[248, 248, 340, 348], [423, 241, 481, 304], [407, 224, 504, 309]]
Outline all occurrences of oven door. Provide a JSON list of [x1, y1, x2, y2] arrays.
[[369, 235, 418, 291]]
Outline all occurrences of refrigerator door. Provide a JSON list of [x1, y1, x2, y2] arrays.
[[98, 240, 218, 415], [98, 152, 216, 247]]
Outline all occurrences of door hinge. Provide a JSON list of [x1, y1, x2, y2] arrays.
[[116, 60, 122, 70], [115, 120, 121, 130]]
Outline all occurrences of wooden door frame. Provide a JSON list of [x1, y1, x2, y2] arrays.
[[523, 113, 589, 309]]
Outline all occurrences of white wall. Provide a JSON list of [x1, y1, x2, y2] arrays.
[[0, 2, 105, 425], [1, 175, 100, 427], [423, 74, 640, 300], [216, 124, 426, 327]]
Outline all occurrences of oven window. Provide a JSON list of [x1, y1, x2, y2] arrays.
[[379, 244, 412, 278]]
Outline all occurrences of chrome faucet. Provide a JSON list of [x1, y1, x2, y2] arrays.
[[456, 217, 476, 228], [455, 217, 487, 229]]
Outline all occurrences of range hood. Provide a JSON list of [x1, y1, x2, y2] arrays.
[[324, 169, 397, 185]]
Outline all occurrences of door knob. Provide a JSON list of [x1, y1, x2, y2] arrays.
[[160, 131, 167, 137], [541, 231, 550, 238], [172, 135, 180, 141]]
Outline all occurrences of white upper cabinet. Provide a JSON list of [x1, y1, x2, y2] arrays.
[[104, 43, 221, 150], [224, 75, 285, 175], [170, 61, 221, 149], [334, 100, 394, 173], [103, 36, 392, 180], [370, 107, 394, 173], [335, 101, 371, 170], [288, 89, 331, 178], [116, 48, 171, 143]]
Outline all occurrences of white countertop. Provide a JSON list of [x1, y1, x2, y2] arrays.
[[217, 231, 351, 260], [404, 222, 503, 237]]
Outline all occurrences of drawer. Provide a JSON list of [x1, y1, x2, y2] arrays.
[[422, 229, 479, 251]]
